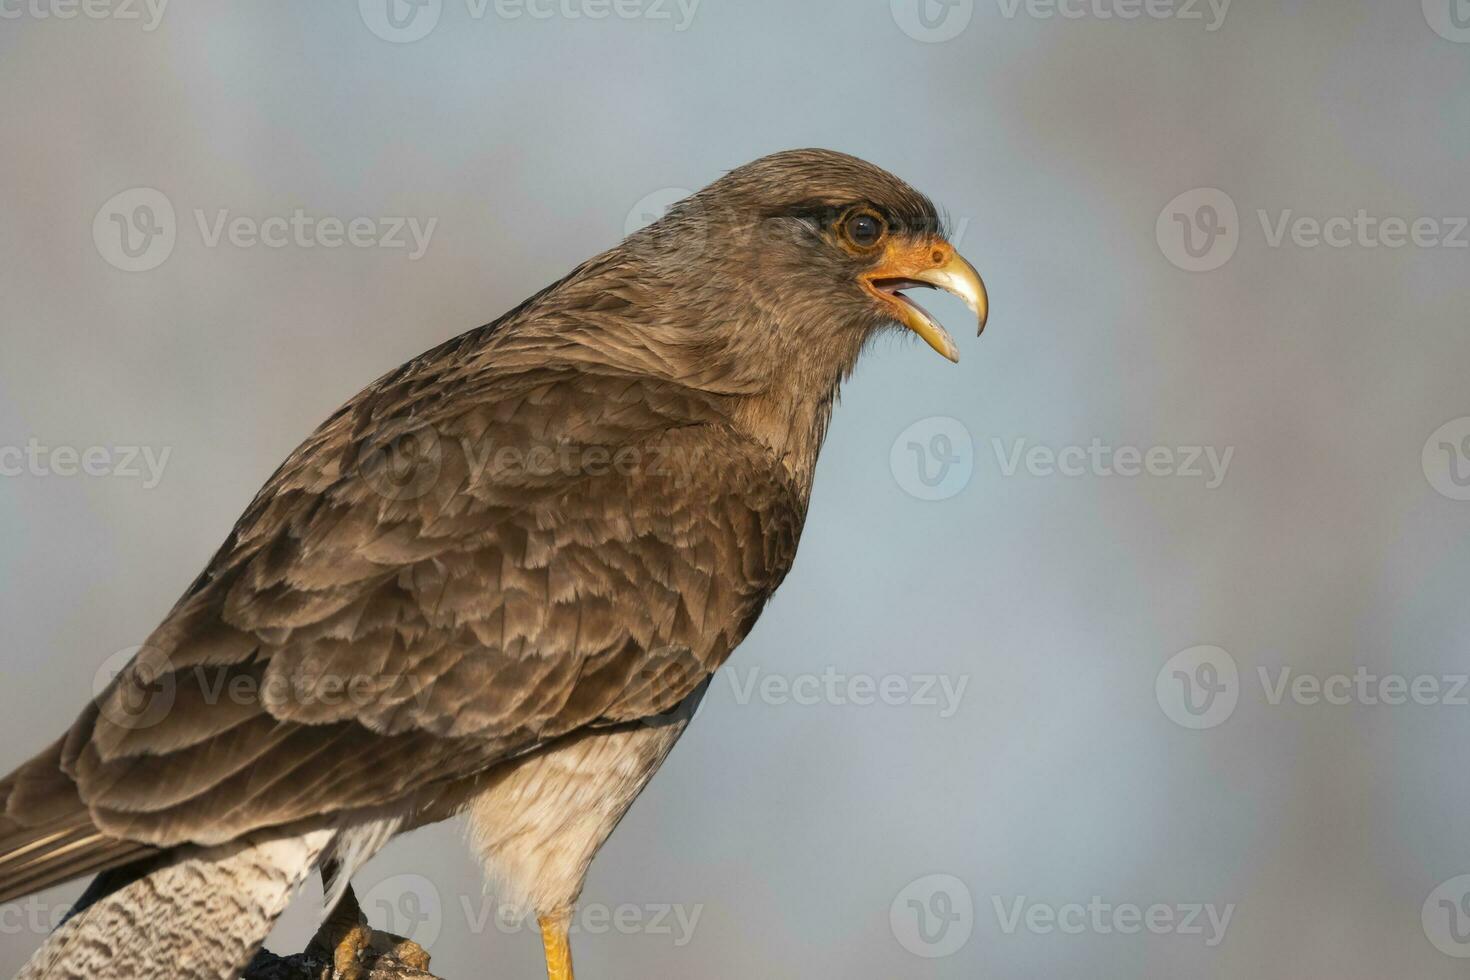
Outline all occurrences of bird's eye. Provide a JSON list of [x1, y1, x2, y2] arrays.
[[842, 211, 885, 250]]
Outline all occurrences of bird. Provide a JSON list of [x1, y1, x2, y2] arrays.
[[0, 148, 988, 980]]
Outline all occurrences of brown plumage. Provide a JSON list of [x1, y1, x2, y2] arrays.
[[1, 148, 988, 980]]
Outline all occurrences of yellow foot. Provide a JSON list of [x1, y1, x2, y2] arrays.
[[368, 930, 432, 973], [539, 912, 575, 980], [306, 883, 375, 980], [305, 879, 434, 980], [333, 923, 373, 980]]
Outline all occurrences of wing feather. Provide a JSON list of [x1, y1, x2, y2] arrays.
[[6, 361, 802, 859]]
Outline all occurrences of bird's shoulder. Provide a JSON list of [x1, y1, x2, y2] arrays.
[[188, 346, 805, 598]]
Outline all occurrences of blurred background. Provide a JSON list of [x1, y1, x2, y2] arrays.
[[2, 1, 1469, 976]]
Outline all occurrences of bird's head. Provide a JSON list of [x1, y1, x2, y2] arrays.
[[628, 149, 988, 374]]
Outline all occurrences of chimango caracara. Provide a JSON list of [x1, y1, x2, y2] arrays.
[[0, 149, 987, 980]]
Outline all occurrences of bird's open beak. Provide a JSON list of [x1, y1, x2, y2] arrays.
[[860, 240, 989, 363]]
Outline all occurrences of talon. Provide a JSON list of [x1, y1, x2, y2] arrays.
[[330, 922, 373, 980], [306, 883, 374, 980], [369, 930, 432, 972]]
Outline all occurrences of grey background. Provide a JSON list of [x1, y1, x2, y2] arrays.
[[2, 0, 1469, 976]]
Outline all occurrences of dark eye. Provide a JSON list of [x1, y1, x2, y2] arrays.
[[843, 211, 885, 249]]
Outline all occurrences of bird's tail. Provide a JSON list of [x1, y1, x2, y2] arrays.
[[0, 739, 161, 906], [15, 827, 333, 980], [0, 811, 154, 907]]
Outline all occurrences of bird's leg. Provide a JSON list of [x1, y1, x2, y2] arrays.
[[306, 875, 374, 980], [539, 911, 575, 980]]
